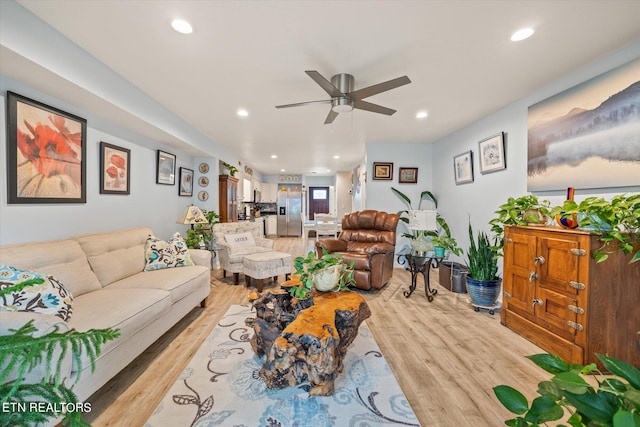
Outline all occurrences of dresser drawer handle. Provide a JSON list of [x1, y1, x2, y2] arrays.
[[570, 248, 586, 256], [568, 281, 585, 290], [568, 305, 584, 315], [567, 321, 584, 331]]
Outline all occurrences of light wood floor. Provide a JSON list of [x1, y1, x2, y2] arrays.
[[85, 238, 549, 426]]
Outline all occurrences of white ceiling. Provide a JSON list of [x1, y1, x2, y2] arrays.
[[10, 0, 640, 176]]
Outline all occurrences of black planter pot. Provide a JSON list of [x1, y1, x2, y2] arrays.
[[465, 275, 501, 307]]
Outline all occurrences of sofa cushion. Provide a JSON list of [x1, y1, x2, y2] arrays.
[[75, 227, 151, 286], [107, 265, 209, 303], [67, 287, 171, 371], [0, 239, 102, 297], [144, 233, 194, 271], [224, 232, 256, 248], [0, 265, 73, 321]]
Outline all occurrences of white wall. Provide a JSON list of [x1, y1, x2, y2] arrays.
[[335, 171, 352, 220], [0, 85, 219, 245], [365, 40, 640, 266], [365, 142, 435, 253]]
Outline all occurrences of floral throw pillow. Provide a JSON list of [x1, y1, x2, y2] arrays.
[[0, 265, 73, 321], [144, 233, 195, 271]]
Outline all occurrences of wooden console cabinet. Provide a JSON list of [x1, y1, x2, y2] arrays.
[[501, 225, 639, 367], [218, 175, 238, 223]]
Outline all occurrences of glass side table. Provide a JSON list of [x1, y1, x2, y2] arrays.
[[397, 252, 444, 302]]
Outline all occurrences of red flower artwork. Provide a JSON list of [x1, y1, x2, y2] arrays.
[[17, 114, 81, 186]]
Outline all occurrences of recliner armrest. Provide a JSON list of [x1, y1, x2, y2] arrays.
[[347, 242, 396, 256], [316, 239, 348, 253]]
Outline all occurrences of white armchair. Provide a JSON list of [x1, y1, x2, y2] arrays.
[[213, 222, 275, 284]]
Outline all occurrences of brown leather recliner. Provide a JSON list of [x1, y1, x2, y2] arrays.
[[316, 210, 399, 291]]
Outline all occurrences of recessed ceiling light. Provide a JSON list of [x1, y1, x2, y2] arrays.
[[171, 19, 193, 34], [326, 169, 331, 173], [271, 155, 277, 159], [416, 111, 428, 119], [280, 168, 285, 172], [237, 109, 249, 117], [333, 155, 340, 159], [511, 27, 534, 42]]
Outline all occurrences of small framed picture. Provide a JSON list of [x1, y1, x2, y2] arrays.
[[398, 167, 418, 184], [179, 167, 194, 196], [100, 142, 130, 194], [478, 132, 506, 174], [453, 151, 474, 185], [156, 150, 176, 185], [373, 162, 393, 180]]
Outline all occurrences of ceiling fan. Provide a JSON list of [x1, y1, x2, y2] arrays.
[[275, 71, 411, 124]]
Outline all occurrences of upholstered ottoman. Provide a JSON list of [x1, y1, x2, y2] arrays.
[[242, 251, 293, 292]]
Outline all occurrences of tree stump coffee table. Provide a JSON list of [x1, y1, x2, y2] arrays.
[[248, 286, 371, 396]]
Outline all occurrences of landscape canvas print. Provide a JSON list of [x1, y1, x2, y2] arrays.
[[527, 58, 640, 191]]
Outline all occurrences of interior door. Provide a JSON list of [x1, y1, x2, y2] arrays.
[[308, 186, 329, 220]]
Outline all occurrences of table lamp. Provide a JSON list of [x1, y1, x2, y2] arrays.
[[176, 205, 209, 230], [407, 210, 437, 256]]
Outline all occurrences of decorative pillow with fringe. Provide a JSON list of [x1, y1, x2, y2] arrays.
[[144, 233, 195, 271], [0, 265, 73, 321]]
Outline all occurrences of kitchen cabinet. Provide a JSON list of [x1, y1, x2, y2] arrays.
[[266, 215, 277, 236], [502, 225, 639, 367], [218, 175, 238, 222], [263, 183, 278, 203]]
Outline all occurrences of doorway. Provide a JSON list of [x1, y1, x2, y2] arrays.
[[308, 186, 329, 220]]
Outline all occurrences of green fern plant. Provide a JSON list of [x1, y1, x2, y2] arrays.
[[0, 279, 120, 426]]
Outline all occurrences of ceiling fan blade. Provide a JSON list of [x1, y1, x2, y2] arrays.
[[275, 100, 332, 109], [349, 75, 411, 100], [306, 70, 343, 98], [324, 109, 339, 124], [353, 100, 396, 115]]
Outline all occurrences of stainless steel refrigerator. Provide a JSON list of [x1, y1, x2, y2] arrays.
[[277, 190, 302, 237]]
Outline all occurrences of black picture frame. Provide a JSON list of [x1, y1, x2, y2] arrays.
[[398, 167, 418, 183], [373, 162, 393, 180], [478, 132, 506, 174], [100, 142, 131, 194], [6, 91, 87, 204], [453, 150, 474, 185], [179, 167, 194, 196], [156, 150, 176, 185]]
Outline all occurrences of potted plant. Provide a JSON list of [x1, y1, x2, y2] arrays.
[[0, 279, 119, 426], [185, 209, 220, 249], [432, 235, 462, 258], [221, 162, 238, 177], [493, 352, 640, 426], [550, 194, 640, 263], [466, 221, 501, 308], [490, 195, 551, 248], [289, 250, 356, 299]]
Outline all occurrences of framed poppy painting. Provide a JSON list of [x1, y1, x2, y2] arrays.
[[6, 91, 87, 204], [100, 142, 131, 194]]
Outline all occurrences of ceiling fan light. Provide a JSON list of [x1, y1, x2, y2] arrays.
[[332, 97, 353, 113]]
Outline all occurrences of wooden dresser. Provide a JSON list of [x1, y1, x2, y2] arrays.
[[218, 175, 238, 223], [501, 225, 639, 367]]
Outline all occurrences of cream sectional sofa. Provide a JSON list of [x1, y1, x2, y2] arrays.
[[0, 227, 211, 402]]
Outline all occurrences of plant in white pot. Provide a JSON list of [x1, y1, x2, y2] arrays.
[[289, 250, 355, 299]]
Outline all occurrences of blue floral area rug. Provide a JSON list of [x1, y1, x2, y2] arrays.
[[146, 304, 421, 427]]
